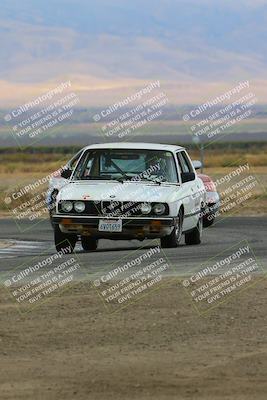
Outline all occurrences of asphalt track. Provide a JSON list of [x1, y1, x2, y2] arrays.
[[0, 216, 266, 283]]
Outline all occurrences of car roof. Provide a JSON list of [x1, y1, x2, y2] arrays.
[[82, 142, 184, 152]]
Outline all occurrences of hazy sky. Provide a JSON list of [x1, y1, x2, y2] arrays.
[[0, 0, 267, 105]]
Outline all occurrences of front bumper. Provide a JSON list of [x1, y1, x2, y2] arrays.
[[52, 214, 175, 239]]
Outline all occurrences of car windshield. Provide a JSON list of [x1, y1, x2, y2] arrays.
[[72, 149, 178, 183]]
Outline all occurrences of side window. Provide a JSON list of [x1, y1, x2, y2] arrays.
[[83, 158, 94, 177], [177, 151, 193, 173], [176, 153, 184, 174], [74, 151, 98, 179], [181, 151, 194, 173]]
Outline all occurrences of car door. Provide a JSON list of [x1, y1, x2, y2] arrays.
[[176, 151, 198, 230]]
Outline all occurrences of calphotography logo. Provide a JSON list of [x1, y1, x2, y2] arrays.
[[181, 240, 265, 315], [94, 81, 169, 140], [2, 157, 69, 232], [91, 240, 175, 312], [3, 81, 80, 149], [1, 242, 85, 314], [182, 80, 258, 147]]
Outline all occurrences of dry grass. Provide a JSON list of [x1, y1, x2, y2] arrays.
[[188, 149, 267, 168], [0, 153, 70, 174]]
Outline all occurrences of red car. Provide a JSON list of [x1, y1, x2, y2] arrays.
[[198, 173, 220, 227]]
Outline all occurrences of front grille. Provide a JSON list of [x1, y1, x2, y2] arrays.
[[101, 201, 143, 217], [58, 200, 169, 217]]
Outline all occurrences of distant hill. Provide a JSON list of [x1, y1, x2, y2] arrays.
[[1, 0, 267, 106]]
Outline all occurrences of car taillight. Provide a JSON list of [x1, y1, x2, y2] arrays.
[[204, 181, 216, 192]]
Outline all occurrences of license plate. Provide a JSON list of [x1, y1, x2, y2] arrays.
[[98, 219, 122, 232]]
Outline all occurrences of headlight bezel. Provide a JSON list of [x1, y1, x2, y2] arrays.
[[61, 200, 73, 213], [74, 201, 86, 213], [153, 203, 166, 215], [140, 202, 152, 215]]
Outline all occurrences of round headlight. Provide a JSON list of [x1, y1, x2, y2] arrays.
[[140, 202, 152, 215], [153, 203, 166, 215], [61, 201, 73, 212], [74, 201, 86, 213]]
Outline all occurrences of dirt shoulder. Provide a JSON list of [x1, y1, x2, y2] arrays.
[[0, 278, 267, 400]]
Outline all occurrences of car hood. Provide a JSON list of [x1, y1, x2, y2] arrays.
[[58, 181, 185, 203]]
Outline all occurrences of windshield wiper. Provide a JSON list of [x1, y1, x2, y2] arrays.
[[112, 175, 132, 183], [80, 175, 131, 183], [80, 176, 112, 180], [140, 176, 163, 185]]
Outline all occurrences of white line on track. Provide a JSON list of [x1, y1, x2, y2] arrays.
[[0, 240, 48, 259]]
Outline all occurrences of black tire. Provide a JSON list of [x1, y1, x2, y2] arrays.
[[160, 208, 183, 248], [54, 225, 77, 253], [185, 217, 203, 245], [203, 214, 215, 227], [81, 236, 98, 251]]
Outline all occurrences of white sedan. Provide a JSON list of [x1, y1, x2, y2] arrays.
[[52, 143, 206, 252]]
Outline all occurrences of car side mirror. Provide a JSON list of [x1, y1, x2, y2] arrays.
[[192, 160, 202, 170], [181, 172, 195, 183], [61, 168, 72, 179]]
